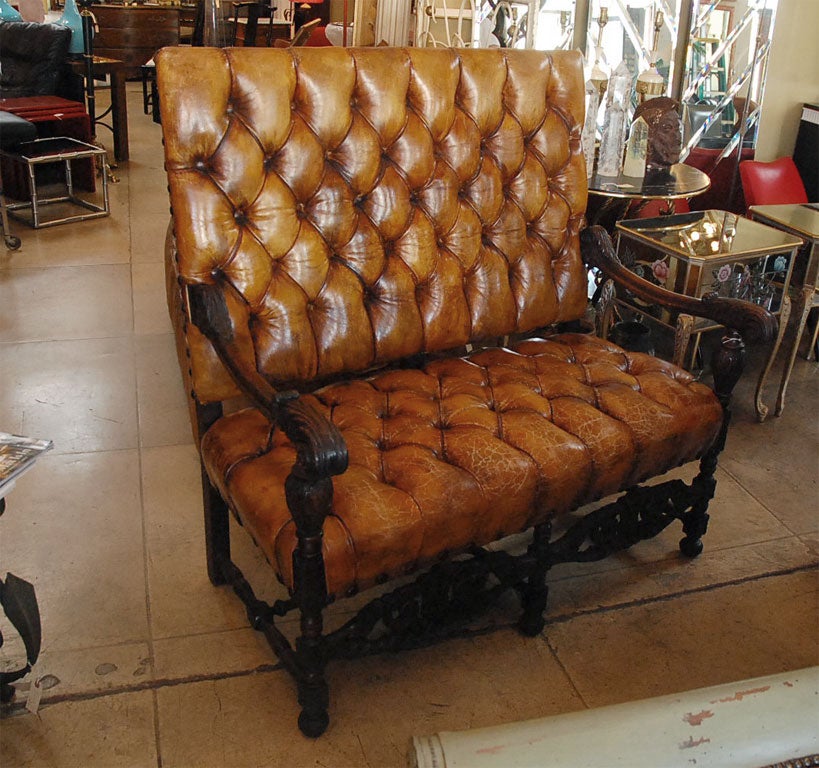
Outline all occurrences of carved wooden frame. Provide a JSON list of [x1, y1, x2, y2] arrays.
[[186, 225, 777, 737]]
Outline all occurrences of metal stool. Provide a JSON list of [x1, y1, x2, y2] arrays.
[[1, 136, 109, 229]]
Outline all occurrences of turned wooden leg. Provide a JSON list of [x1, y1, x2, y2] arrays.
[[775, 286, 814, 416], [286, 471, 333, 737], [518, 523, 551, 637], [195, 401, 229, 586], [294, 538, 330, 737], [201, 465, 231, 586], [296, 638, 330, 738], [755, 293, 790, 423], [681, 333, 745, 557]]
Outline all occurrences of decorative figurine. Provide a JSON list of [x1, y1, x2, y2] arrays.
[[622, 115, 649, 177], [633, 96, 683, 175], [597, 60, 633, 177]]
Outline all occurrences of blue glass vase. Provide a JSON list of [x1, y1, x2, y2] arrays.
[[0, 0, 22, 21], [55, 0, 85, 55]]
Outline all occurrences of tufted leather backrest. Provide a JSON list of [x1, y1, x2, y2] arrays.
[[158, 46, 588, 398], [0, 21, 72, 98]]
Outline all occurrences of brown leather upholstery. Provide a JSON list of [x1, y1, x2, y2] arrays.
[[159, 46, 588, 399], [202, 334, 720, 597], [158, 47, 723, 598]]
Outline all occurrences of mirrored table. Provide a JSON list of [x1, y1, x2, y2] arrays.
[[748, 203, 819, 416], [614, 210, 803, 422]]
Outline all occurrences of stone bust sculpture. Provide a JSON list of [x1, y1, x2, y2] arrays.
[[633, 97, 683, 172]]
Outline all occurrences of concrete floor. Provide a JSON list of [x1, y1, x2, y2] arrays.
[[0, 84, 817, 768]]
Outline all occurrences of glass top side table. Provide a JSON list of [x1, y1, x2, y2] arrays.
[[588, 164, 711, 229], [615, 210, 803, 422], [748, 203, 819, 416]]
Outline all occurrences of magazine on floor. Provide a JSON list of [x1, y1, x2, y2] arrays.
[[0, 432, 53, 494]]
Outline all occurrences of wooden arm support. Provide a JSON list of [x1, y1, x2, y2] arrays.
[[580, 226, 778, 344], [187, 282, 348, 534], [188, 282, 282, 422]]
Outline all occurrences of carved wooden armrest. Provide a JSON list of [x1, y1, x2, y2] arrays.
[[580, 225, 778, 344], [187, 282, 348, 488], [187, 282, 281, 421]]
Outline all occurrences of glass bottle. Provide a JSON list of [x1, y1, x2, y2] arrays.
[[55, 0, 86, 56], [202, 0, 229, 46]]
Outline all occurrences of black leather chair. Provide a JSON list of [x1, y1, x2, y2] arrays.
[[0, 21, 80, 101]]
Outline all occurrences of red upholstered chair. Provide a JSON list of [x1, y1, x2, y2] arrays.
[[739, 157, 808, 209], [302, 24, 330, 45]]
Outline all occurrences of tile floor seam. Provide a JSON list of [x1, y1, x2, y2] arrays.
[[129, 192, 165, 765], [545, 561, 818, 624], [0, 662, 285, 717], [546, 531, 815, 577], [1, 563, 812, 718], [542, 634, 589, 710], [719, 462, 814, 538], [152, 688, 163, 768]]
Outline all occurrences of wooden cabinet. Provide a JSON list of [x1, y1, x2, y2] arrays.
[[91, 5, 190, 77]]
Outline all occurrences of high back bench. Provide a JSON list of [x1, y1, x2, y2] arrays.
[[157, 46, 775, 737]]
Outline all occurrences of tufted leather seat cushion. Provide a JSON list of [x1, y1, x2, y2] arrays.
[[202, 334, 722, 597]]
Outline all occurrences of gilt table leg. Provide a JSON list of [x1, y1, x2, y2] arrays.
[[673, 313, 694, 369], [775, 285, 814, 416], [755, 292, 790, 422]]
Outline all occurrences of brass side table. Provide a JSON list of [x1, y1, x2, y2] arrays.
[[614, 210, 803, 422], [748, 203, 819, 416]]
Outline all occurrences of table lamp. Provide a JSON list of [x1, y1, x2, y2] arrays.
[[636, 10, 665, 103]]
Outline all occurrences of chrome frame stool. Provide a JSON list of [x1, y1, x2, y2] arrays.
[[1, 136, 109, 229]]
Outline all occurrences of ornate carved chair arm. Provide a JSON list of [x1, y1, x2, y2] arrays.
[[279, 397, 348, 542], [580, 225, 778, 344], [187, 282, 284, 422], [188, 280, 348, 477], [278, 397, 349, 480]]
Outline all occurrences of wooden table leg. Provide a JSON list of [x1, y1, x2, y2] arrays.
[[109, 69, 129, 162], [755, 292, 791, 423], [775, 285, 815, 416]]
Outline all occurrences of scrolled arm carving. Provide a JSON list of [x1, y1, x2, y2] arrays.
[[279, 397, 349, 481], [580, 225, 778, 344]]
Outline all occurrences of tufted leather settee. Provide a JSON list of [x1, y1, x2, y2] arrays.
[[157, 46, 774, 737]]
